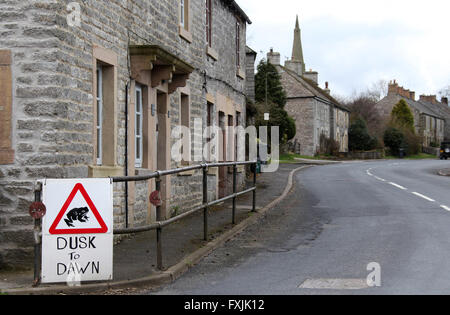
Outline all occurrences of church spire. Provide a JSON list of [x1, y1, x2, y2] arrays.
[[291, 15, 305, 72]]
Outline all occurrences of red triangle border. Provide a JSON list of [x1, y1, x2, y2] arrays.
[[49, 183, 108, 235]]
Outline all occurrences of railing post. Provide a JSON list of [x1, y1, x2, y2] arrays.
[[203, 165, 208, 241], [232, 164, 237, 224], [252, 162, 257, 212], [33, 182, 42, 287], [155, 174, 163, 270]]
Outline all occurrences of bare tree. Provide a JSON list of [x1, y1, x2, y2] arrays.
[[438, 85, 450, 99]]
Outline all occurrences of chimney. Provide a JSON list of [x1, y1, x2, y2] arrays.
[[420, 95, 438, 104], [267, 48, 280, 66], [324, 82, 330, 94], [388, 80, 399, 95], [442, 97, 448, 105], [303, 69, 319, 85], [410, 91, 415, 101]]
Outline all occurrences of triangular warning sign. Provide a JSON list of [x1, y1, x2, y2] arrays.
[[49, 183, 108, 235]]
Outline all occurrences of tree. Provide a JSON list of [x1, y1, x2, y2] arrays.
[[349, 118, 378, 151], [255, 106, 296, 144], [255, 60, 287, 108], [438, 85, 450, 99], [383, 127, 405, 155], [254, 59, 295, 144], [391, 99, 415, 133]]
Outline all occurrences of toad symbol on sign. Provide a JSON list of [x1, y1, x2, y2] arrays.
[[64, 207, 90, 227]]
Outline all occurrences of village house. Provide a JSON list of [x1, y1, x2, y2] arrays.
[[0, 0, 252, 269], [375, 81, 447, 147], [267, 16, 350, 156]]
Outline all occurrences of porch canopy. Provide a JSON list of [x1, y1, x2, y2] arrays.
[[129, 45, 194, 94]]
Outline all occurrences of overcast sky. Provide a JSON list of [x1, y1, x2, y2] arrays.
[[236, 0, 450, 100]]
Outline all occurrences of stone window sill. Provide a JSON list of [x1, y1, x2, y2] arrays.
[[177, 161, 195, 176], [206, 46, 218, 61], [88, 165, 124, 178], [179, 26, 192, 43], [236, 67, 245, 80]]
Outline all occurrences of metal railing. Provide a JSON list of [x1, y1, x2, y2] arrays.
[[112, 161, 257, 271], [31, 161, 257, 286]]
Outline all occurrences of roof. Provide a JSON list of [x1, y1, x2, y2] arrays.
[[223, 0, 252, 24], [376, 94, 445, 120], [246, 46, 257, 56], [278, 65, 350, 112]]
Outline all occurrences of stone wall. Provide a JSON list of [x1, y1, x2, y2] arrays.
[[0, 0, 249, 269]]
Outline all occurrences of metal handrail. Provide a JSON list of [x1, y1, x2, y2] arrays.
[[31, 160, 258, 285], [111, 160, 258, 270]]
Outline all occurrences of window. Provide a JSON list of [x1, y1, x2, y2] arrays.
[[180, 0, 185, 27], [236, 20, 241, 68], [206, 0, 212, 47], [180, 92, 190, 164], [228, 115, 234, 161], [135, 85, 143, 168], [206, 101, 215, 161], [180, 0, 189, 30], [96, 65, 103, 165], [179, 0, 192, 42]]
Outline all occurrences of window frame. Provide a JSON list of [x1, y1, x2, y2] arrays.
[[180, 0, 185, 28], [96, 64, 103, 166], [206, 0, 212, 47], [135, 84, 144, 168], [236, 20, 241, 68]]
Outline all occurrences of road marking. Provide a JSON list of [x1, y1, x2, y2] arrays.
[[299, 278, 369, 290], [389, 182, 407, 190], [412, 192, 435, 202], [441, 205, 450, 211], [374, 176, 386, 182]]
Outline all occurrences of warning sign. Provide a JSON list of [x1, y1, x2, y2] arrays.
[[49, 183, 108, 235], [41, 179, 113, 284]]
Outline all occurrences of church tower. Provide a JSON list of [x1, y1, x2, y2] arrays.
[[285, 15, 306, 76]]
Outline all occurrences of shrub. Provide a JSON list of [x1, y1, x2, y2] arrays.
[[383, 127, 405, 154], [319, 134, 340, 156], [348, 118, 378, 151]]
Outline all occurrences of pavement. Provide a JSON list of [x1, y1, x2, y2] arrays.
[[0, 163, 309, 295]]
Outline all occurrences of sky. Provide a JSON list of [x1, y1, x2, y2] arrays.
[[236, 0, 450, 100]]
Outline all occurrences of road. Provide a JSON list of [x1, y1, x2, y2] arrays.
[[147, 159, 450, 295]]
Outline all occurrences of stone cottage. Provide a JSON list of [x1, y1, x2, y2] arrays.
[[0, 0, 252, 269], [375, 81, 446, 147], [267, 16, 350, 156]]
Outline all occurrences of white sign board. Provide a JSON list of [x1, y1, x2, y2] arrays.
[[41, 179, 113, 284]]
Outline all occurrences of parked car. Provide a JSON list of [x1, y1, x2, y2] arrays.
[[440, 142, 450, 160]]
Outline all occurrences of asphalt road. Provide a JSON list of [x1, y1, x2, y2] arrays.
[[147, 159, 450, 295]]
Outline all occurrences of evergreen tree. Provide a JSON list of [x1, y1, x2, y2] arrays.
[[391, 99, 415, 133], [348, 118, 377, 151], [255, 60, 287, 108]]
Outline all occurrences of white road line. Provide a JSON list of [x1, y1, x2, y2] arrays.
[[374, 176, 386, 182], [441, 205, 450, 211], [389, 182, 407, 190], [412, 192, 435, 202]]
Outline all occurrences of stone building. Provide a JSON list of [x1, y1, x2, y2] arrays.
[[0, 0, 251, 269], [375, 81, 446, 146], [245, 46, 257, 103], [266, 16, 350, 156]]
